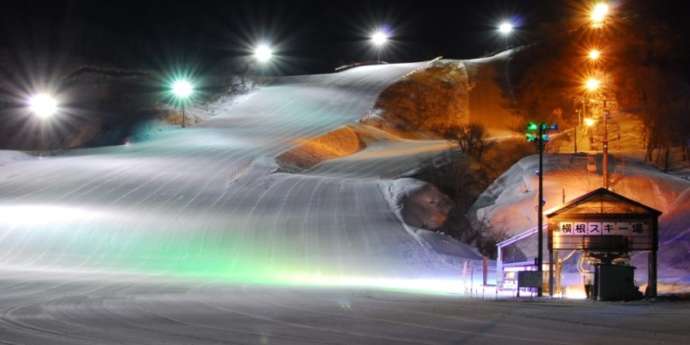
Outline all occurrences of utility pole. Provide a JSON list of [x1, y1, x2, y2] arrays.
[[171, 79, 194, 129], [603, 99, 609, 189], [573, 103, 579, 153], [537, 124, 545, 297], [526, 122, 557, 297], [181, 104, 186, 128]]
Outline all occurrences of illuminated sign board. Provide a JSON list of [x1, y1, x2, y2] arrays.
[[556, 221, 650, 237], [550, 219, 653, 251]]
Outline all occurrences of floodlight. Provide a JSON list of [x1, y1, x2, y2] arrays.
[[253, 43, 273, 63], [370, 30, 389, 47], [172, 79, 194, 99], [28, 93, 58, 119], [588, 49, 601, 61], [498, 21, 514, 35], [585, 78, 601, 92], [591, 2, 610, 26]]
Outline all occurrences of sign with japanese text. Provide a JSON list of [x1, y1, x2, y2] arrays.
[[551, 219, 654, 251], [556, 221, 650, 237]]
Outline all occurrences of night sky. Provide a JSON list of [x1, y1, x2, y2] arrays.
[[1, 0, 689, 75]]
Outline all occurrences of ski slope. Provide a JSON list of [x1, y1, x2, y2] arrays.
[[0, 61, 478, 287], [1, 272, 689, 345]]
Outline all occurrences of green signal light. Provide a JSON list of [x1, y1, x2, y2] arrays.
[[527, 122, 538, 132]]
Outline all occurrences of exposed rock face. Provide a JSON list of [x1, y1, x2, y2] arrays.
[[394, 180, 454, 231], [364, 60, 471, 138], [276, 125, 365, 171], [464, 54, 524, 132]]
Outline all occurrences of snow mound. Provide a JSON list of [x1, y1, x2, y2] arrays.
[[469, 153, 690, 287], [382, 178, 481, 260], [0, 150, 34, 166], [0, 150, 36, 166]]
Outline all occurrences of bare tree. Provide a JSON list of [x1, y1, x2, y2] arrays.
[[443, 123, 492, 161]]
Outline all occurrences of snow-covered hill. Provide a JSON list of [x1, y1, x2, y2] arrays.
[[469, 153, 690, 290], [0, 61, 482, 287]]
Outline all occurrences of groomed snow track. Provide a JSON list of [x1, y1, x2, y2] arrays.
[[0, 61, 475, 285], [1, 60, 689, 345]]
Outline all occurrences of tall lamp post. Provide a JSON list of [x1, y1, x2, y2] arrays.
[[526, 121, 557, 297], [573, 48, 602, 153], [171, 79, 194, 128], [587, 2, 611, 189], [584, 77, 610, 189]]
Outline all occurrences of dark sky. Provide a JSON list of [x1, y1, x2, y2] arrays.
[[1, 0, 689, 75]]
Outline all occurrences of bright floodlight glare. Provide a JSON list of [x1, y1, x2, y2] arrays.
[[498, 21, 514, 35], [370, 30, 389, 47], [585, 77, 601, 92], [172, 79, 194, 98], [591, 2, 610, 25], [584, 118, 596, 127], [588, 49, 601, 61], [253, 43, 273, 63], [28, 93, 58, 119]]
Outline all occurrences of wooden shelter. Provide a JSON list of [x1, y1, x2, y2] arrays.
[[546, 188, 661, 297]]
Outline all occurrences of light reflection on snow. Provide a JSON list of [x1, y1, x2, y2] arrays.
[[0, 205, 101, 226], [279, 273, 486, 296]]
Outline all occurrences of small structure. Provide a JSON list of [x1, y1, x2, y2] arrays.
[[495, 227, 543, 296], [547, 188, 661, 300]]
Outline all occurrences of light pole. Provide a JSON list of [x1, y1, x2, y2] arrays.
[[584, 77, 610, 189], [526, 122, 557, 297], [370, 29, 389, 63], [171, 79, 194, 128], [573, 96, 589, 153], [603, 99, 610, 189]]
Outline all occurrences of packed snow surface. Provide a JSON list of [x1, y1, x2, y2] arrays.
[[1, 272, 688, 345], [0, 61, 476, 285]]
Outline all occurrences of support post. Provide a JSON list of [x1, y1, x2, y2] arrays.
[[648, 250, 657, 298], [549, 237, 554, 297], [555, 250, 561, 296], [647, 217, 658, 298], [496, 245, 503, 288], [537, 125, 544, 297], [181, 105, 186, 128], [603, 101, 609, 189], [574, 106, 580, 153]]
